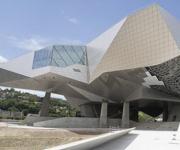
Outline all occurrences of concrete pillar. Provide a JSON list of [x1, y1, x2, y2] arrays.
[[39, 92, 51, 117], [163, 102, 168, 122], [121, 101, 129, 128], [99, 100, 108, 128], [130, 108, 138, 122]]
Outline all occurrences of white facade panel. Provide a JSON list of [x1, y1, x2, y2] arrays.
[[159, 6, 180, 49], [87, 18, 127, 78], [0, 52, 34, 77], [91, 5, 180, 81]]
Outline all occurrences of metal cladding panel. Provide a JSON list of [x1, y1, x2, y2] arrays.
[[91, 5, 180, 82], [0, 51, 34, 77], [87, 18, 127, 78], [159, 6, 180, 49]]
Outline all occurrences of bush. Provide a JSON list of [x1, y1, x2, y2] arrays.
[[0, 88, 77, 117], [138, 111, 154, 122]]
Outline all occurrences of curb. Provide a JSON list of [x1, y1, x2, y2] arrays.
[[45, 128, 135, 150]]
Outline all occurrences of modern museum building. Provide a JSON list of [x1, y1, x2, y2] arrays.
[[1, 5, 180, 127]]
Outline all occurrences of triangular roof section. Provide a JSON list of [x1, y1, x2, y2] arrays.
[[86, 17, 127, 78], [90, 4, 180, 82]]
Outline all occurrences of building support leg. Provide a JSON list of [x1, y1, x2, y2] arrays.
[[163, 102, 168, 122], [121, 101, 129, 128], [39, 92, 51, 117], [130, 108, 138, 122], [99, 100, 108, 128]]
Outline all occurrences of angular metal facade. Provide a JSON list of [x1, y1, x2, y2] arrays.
[[1, 4, 180, 121]]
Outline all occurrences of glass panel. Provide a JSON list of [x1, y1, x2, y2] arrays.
[[74, 46, 86, 65], [64, 46, 79, 64], [32, 45, 87, 69], [51, 47, 67, 67], [32, 47, 52, 69]]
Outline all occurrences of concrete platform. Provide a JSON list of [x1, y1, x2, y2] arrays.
[[93, 129, 180, 150], [45, 128, 134, 150]]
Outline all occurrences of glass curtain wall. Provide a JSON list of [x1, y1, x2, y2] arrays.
[[32, 45, 87, 69]]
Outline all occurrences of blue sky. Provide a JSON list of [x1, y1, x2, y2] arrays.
[[0, 0, 180, 60], [0, 0, 179, 98]]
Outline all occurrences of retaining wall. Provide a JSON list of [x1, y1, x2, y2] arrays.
[[24, 114, 56, 125], [34, 117, 122, 128]]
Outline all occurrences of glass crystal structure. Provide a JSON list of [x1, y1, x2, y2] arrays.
[[32, 45, 87, 69]]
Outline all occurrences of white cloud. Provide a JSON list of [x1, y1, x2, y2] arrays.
[[0, 56, 8, 63], [5, 35, 83, 52], [68, 17, 79, 24], [61, 10, 79, 25], [7, 36, 51, 51], [17, 38, 49, 51]]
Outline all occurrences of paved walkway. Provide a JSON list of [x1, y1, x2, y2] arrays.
[[93, 129, 180, 150], [1, 121, 180, 150], [0, 122, 7, 127]]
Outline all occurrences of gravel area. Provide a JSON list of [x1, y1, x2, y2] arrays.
[[0, 125, 96, 150]]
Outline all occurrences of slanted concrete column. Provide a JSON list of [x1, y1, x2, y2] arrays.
[[39, 92, 51, 117], [99, 100, 108, 128], [121, 101, 129, 128]]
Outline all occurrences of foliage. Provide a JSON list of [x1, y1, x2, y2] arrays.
[[0, 88, 77, 117], [138, 111, 154, 122]]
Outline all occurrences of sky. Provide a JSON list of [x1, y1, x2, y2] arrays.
[[0, 0, 180, 97]]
